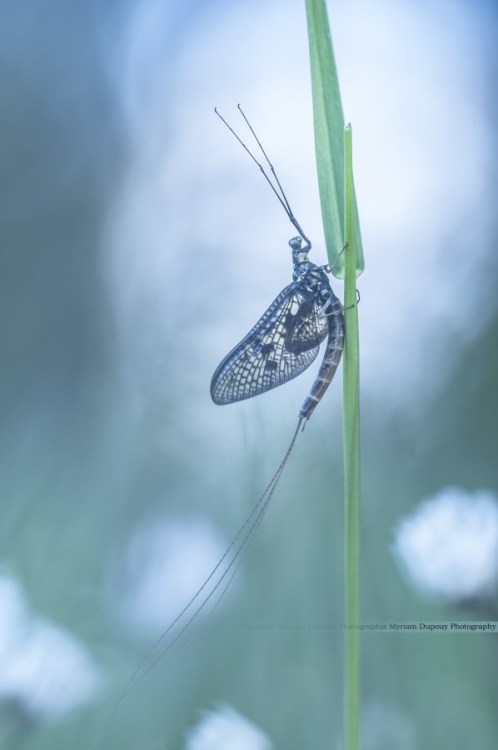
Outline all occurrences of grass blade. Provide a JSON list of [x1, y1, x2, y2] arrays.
[[305, 3, 363, 749], [305, 0, 364, 277]]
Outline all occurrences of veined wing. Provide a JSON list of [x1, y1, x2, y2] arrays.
[[284, 295, 328, 353], [211, 283, 327, 405]]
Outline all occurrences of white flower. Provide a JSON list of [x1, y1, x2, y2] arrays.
[[360, 701, 416, 750], [0, 573, 103, 725], [393, 487, 498, 602], [185, 704, 273, 750], [0, 576, 30, 659]]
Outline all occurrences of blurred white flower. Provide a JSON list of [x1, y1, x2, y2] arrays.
[[393, 488, 498, 602], [185, 703, 273, 750], [0, 573, 102, 726], [360, 701, 416, 750], [0, 576, 30, 659], [111, 515, 229, 637]]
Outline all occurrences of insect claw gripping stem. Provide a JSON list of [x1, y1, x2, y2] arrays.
[[341, 289, 360, 313], [328, 241, 348, 275]]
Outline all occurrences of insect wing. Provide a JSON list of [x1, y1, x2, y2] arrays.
[[284, 295, 328, 354], [211, 283, 326, 405]]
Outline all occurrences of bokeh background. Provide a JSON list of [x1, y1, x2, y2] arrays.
[[1, 0, 498, 748]]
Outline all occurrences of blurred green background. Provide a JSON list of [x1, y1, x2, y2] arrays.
[[1, 0, 498, 748]]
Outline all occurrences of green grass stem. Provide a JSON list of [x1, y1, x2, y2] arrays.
[[305, 2, 363, 749], [342, 124, 361, 750], [305, 0, 364, 278]]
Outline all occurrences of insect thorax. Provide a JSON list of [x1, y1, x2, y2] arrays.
[[292, 260, 330, 298]]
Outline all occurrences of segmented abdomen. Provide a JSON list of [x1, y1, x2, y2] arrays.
[[299, 294, 344, 421]]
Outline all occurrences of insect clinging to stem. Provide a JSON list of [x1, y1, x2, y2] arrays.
[[210, 104, 345, 427]]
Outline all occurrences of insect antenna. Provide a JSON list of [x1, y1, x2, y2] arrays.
[[214, 105, 311, 250], [237, 104, 294, 219]]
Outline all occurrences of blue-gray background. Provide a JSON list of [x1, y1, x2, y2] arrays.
[[1, 0, 497, 748]]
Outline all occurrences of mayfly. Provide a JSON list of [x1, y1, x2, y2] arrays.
[[211, 107, 344, 422], [116, 107, 345, 703]]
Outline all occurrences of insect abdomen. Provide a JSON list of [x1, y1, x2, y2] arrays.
[[299, 296, 344, 421]]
